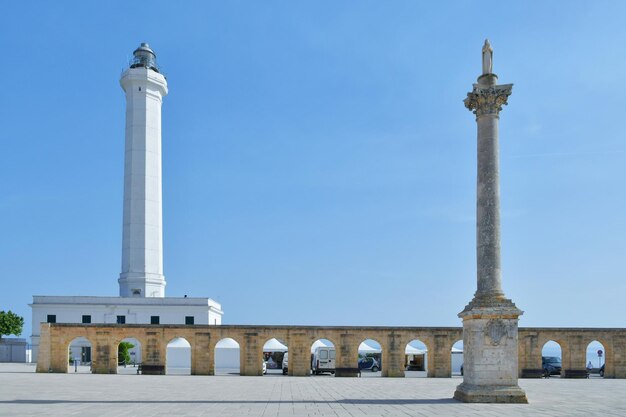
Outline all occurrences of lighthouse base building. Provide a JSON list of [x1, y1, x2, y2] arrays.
[[30, 296, 222, 363], [29, 43, 223, 363]]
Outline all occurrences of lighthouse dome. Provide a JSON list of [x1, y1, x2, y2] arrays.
[[130, 43, 159, 73]]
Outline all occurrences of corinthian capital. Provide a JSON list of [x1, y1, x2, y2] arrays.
[[464, 84, 513, 117]]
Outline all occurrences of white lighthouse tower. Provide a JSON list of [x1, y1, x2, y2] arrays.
[[30, 43, 223, 363], [118, 43, 168, 298]]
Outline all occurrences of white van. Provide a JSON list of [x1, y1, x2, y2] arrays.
[[311, 346, 335, 375], [282, 352, 289, 375]]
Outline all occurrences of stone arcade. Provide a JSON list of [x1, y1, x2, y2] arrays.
[[37, 323, 626, 378]]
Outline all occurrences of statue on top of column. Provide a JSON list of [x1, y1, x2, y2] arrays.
[[482, 39, 493, 75], [464, 39, 512, 117]]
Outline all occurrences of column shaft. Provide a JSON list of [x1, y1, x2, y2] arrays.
[[476, 114, 503, 298]]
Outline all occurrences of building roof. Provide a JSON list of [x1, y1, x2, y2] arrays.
[[31, 295, 221, 309]]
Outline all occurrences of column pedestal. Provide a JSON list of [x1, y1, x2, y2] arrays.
[[454, 301, 527, 403]]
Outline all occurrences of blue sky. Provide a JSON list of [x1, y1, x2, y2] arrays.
[[1, 1, 625, 339]]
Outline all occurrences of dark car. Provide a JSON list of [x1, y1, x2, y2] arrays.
[[542, 356, 562, 377], [358, 357, 380, 372], [599, 364, 605, 377]]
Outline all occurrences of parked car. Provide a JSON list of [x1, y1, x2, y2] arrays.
[[358, 357, 380, 372], [312, 346, 335, 375], [542, 356, 562, 377], [599, 364, 605, 377], [282, 352, 289, 375], [460, 364, 463, 376]]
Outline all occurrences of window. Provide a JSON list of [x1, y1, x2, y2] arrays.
[[185, 316, 194, 325], [150, 316, 160, 325], [330, 350, 336, 359], [320, 350, 328, 359], [116, 315, 126, 324], [46, 315, 56, 323], [82, 315, 91, 324]]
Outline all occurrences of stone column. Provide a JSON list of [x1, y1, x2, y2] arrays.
[[562, 335, 586, 378], [454, 40, 527, 403], [49, 332, 69, 373], [382, 332, 405, 377], [142, 330, 166, 374], [207, 339, 217, 376], [191, 333, 212, 375], [601, 337, 614, 379], [518, 331, 542, 378], [287, 333, 311, 376], [432, 334, 452, 378], [240, 332, 263, 376], [36, 324, 51, 373], [335, 333, 359, 377], [93, 332, 117, 374], [611, 335, 626, 378]]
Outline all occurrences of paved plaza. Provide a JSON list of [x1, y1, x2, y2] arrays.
[[0, 364, 625, 416]]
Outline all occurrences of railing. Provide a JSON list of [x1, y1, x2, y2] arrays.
[[128, 56, 160, 73]]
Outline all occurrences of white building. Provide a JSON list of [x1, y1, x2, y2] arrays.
[[0, 338, 29, 363], [30, 44, 223, 363]]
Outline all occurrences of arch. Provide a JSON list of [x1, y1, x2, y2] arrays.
[[111, 334, 146, 364], [215, 337, 241, 376], [450, 339, 463, 376], [117, 337, 142, 374], [67, 336, 93, 374], [585, 339, 607, 378], [358, 338, 382, 376], [310, 338, 336, 376], [310, 337, 338, 351], [541, 340, 563, 378], [262, 337, 288, 376], [166, 337, 191, 375], [404, 338, 429, 378]]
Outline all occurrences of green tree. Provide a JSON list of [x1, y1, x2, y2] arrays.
[[118, 341, 134, 364], [0, 310, 24, 339]]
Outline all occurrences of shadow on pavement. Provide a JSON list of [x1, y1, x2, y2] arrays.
[[2, 398, 458, 405]]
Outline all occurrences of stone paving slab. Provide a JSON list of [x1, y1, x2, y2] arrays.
[[0, 364, 625, 416]]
